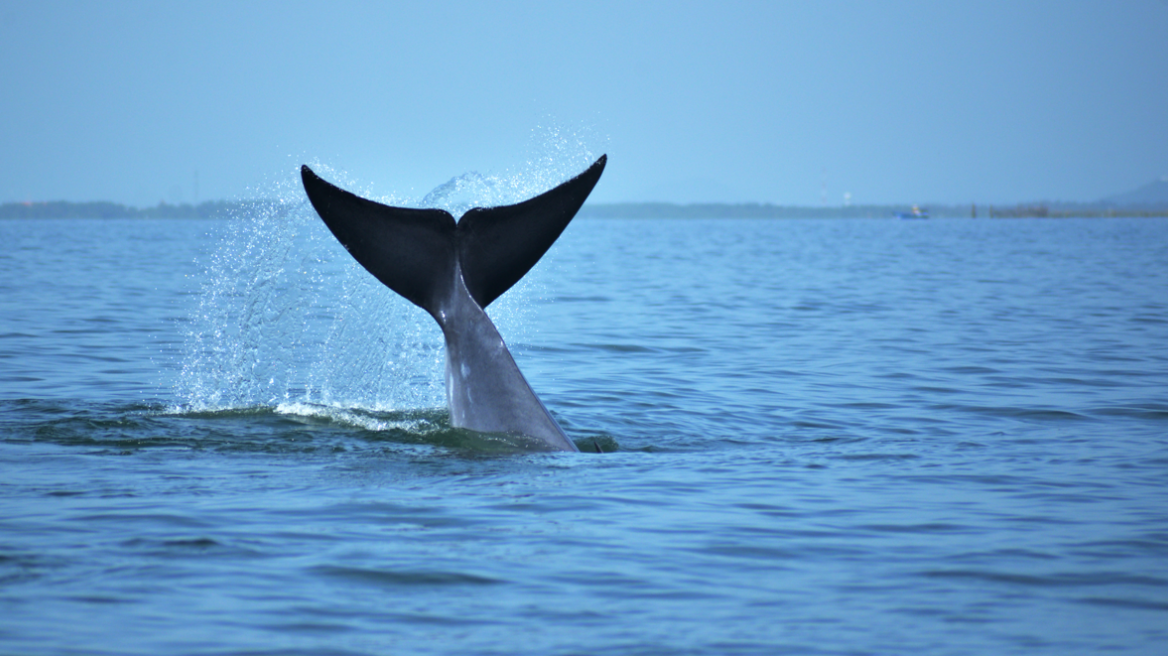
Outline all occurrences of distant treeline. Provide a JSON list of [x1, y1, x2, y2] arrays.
[[3, 199, 1167, 220], [0, 199, 287, 219], [983, 204, 1168, 218], [580, 202, 1168, 219], [577, 203, 906, 219]]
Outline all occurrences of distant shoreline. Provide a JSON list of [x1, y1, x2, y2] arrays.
[[2, 199, 1167, 220]]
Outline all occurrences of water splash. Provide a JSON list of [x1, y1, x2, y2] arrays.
[[175, 164, 444, 413], [422, 125, 601, 216], [175, 129, 601, 416]]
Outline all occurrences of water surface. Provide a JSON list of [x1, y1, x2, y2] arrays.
[[1, 214, 1166, 655]]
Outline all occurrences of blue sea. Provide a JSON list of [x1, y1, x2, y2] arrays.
[[1, 205, 1167, 654]]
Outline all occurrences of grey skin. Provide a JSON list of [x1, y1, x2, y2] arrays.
[[439, 262, 574, 450], [300, 156, 607, 452]]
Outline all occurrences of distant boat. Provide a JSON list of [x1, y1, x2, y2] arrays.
[[895, 205, 929, 220]]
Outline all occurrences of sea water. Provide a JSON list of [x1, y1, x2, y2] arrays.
[[1, 212, 1166, 655]]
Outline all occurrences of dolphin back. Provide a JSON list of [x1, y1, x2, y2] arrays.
[[300, 155, 606, 316]]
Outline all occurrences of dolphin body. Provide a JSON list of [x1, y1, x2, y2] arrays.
[[300, 156, 607, 452]]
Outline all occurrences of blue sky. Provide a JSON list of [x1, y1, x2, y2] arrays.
[[1, 1, 1165, 206]]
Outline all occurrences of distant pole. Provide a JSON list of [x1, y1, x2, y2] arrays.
[[971, 202, 977, 218]]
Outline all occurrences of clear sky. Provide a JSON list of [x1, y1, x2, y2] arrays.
[[2, 0, 1166, 206]]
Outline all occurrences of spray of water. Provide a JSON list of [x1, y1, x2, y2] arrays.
[[174, 127, 602, 420]]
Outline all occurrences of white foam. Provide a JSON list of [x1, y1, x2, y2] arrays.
[[274, 401, 438, 434]]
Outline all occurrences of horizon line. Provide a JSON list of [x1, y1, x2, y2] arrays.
[[4, 198, 1164, 211]]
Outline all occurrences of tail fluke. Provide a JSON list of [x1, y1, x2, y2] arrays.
[[456, 155, 606, 308], [300, 166, 457, 315], [300, 155, 606, 317]]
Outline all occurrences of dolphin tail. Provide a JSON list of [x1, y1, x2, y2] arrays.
[[299, 155, 607, 318]]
